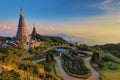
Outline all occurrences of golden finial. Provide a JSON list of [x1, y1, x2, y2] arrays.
[[20, 8, 24, 16]]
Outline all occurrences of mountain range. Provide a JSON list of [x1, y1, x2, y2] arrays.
[[47, 33, 94, 45]]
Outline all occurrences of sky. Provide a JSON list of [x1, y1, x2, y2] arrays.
[[0, 0, 120, 45]]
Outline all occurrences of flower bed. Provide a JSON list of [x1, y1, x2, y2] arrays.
[[61, 54, 91, 79]]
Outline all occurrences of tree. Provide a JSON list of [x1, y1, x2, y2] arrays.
[[91, 52, 99, 63], [28, 48, 36, 54], [97, 59, 104, 68], [50, 53, 54, 61], [45, 53, 55, 63], [46, 53, 51, 63]]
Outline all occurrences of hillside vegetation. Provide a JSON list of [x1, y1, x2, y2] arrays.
[[0, 36, 11, 41], [32, 34, 68, 44], [0, 46, 62, 80], [94, 43, 120, 58], [91, 49, 120, 80]]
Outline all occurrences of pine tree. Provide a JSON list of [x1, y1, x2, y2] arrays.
[[46, 53, 51, 63], [46, 53, 55, 63], [50, 53, 54, 61], [91, 52, 99, 63]]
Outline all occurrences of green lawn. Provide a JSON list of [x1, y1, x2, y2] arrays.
[[100, 51, 120, 63], [99, 62, 120, 80], [95, 50, 120, 80]]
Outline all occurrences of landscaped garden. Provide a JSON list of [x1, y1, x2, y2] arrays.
[[61, 53, 91, 79], [24, 48, 60, 61]]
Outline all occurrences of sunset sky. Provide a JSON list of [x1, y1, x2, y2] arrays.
[[0, 0, 120, 45]]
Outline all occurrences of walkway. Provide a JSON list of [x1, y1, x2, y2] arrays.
[[55, 57, 85, 80], [84, 57, 99, 80], [23, 45, 100, 80], [33, 53, 100, 80]]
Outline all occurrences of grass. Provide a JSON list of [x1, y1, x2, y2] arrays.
[[99, 51, 120, 63], [99, 62, 120, 80], [92, 50, 120, 80], [98, 70, 107, 80], [92, 61, 120, 80], [39, 61, 63, 80]]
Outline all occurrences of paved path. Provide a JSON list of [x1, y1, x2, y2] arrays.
[[33, 56, 99, 80], [55, 57, 85, 80], [55, 54, 99, 80], [23, 46, 100, 80], [33, 58, 45, 63], [84, 57, 99, 80]]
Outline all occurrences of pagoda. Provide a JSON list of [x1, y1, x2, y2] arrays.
[[16, 8, 30, 44], [31, 23, 37, 36], [30, 23, 41, 48]]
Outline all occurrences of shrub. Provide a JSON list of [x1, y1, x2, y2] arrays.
[[46, 53, 55, 63], [0, 70, 21, 80], [18, 61, 43, 75], [28, 47, 36, 54], [109, 63, 117, 70], [91, 52, 99, 63]]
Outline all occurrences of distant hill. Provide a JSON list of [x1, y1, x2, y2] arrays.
[[0, 34, 68, 44], [48, 33, 94, 45], [0, 36, 11, 41], [55, 33, 84, 44], [94, 43, 120, 52], [94, 43, 120, 58], [32, 34, 68, 44]]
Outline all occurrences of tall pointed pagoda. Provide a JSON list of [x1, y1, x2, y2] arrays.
[[16, 8, 30, 43], [31, 23, 37, 36]]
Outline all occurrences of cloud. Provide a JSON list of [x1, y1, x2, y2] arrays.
[[0, 20, 17, 37], [0, 12, 120, 45], [3, 25, 12, 30], [103, 0, 113, 4], [100, 0, 120, 12], [118, 1, 120, 5], [40, 12, 120, 45]]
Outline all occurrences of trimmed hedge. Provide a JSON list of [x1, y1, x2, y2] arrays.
[[61, 57, 91, 79]]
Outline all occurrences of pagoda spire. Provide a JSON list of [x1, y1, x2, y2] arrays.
[[16, 8, 30, 43], [31, 23, 37, 36]]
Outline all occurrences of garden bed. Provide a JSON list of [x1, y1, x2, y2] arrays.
[[61, 54, 91, 79]]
